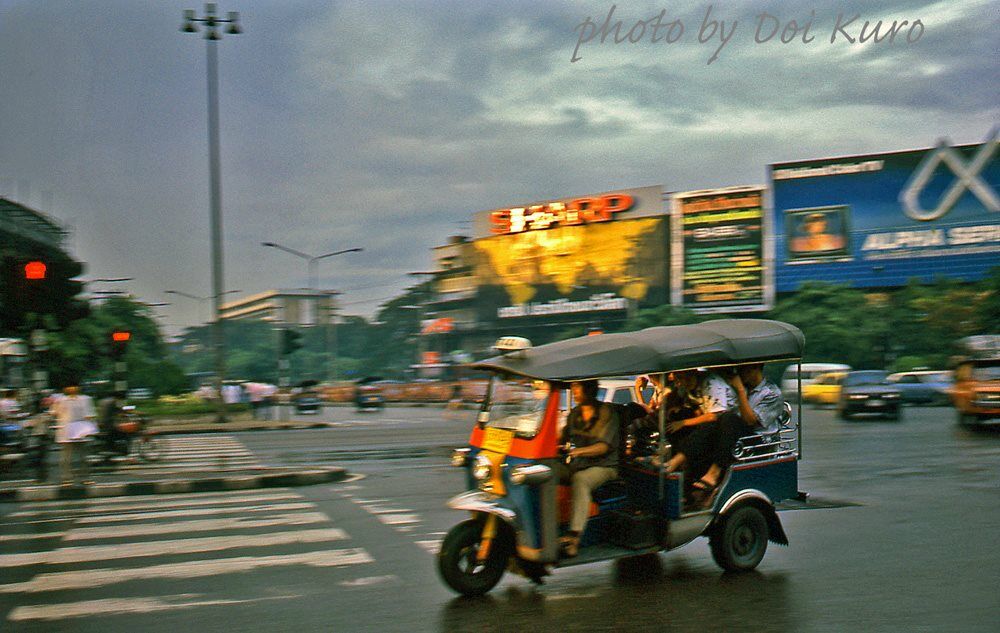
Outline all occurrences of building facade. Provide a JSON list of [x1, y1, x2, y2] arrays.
[[220, 289, 339, 326]]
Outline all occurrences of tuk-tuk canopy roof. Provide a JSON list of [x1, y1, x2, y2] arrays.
[[470, 319, 804, 381]]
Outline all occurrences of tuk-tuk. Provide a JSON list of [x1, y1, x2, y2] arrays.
[[437, 319, 805, 596]]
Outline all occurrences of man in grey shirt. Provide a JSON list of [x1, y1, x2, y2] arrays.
[[689, 363, 784, 507], [554, 379, 620, 557]]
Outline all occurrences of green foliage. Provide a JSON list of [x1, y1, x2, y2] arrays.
[[768, 273, 997, 370], [40, 296, 188, 395], [138, 400, 249, 418], [623, 304, 701, 331]]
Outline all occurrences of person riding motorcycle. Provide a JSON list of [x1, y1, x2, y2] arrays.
[[97, 392, 127, 453]]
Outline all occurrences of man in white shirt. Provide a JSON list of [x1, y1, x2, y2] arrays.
[[0, 389, 21, 420], [52, 385, 97, 485]]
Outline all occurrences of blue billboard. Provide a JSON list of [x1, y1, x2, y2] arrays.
[[771, 134, 999, 292]]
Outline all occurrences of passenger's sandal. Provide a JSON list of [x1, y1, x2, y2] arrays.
[[689, 478, 719, 509]]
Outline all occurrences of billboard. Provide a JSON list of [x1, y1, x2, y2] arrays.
[[771, 134, 1000, 291], [467, 186, 669, 320], [671, 186, 770, 312]]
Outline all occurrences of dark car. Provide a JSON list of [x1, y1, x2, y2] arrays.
[[354, 377, 385, 412], [293, 380, 323, 414], [837, 370, 902, 420]]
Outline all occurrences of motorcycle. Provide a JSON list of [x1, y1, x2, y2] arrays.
[[95, 405, 165, 463]]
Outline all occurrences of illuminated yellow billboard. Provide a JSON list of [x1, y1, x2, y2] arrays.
[[470, 216, 669, 319]]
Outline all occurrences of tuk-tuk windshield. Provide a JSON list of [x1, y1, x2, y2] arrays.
[[481, 376, 548, 438]]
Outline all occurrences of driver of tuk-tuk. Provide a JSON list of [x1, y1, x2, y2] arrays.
[[555, 379, 621, 557]]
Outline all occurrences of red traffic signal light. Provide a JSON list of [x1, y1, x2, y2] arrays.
[[112, 331, 131, 342], [24, 261, 46, 280]]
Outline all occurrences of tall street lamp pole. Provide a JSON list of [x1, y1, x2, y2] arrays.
[[261, 243, 362, 381], [182, 4, 241, 422]]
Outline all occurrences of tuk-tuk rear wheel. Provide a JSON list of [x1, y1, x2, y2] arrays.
[[709, 505, 769, 572], [437, 519, 512, 596]]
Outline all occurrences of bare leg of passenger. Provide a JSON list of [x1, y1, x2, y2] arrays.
[[664, 452, 686, 473], [700, 463, 723, 487]]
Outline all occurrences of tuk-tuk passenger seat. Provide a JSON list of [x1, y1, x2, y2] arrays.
[[732, 402, 795, 461]]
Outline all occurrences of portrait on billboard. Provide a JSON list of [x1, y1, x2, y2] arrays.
[[786, 206, 851, 262]]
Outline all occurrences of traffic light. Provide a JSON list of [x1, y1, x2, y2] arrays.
[[110, 330, 131, 359], [24, 261, 46, 280], [0, 255, 86, 333], [281, 328, 303, 355]]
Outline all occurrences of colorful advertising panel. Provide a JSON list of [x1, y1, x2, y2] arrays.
[[671, 186, 770, 313], [467, 186, 669, 320], [771, 134, 1000, 291]]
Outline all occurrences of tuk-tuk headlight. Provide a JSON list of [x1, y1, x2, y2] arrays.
[[472, 454, 492, 481], [450, 448, 470, 467], [510, 464, 552, 486]]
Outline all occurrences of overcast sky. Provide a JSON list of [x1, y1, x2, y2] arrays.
[[1, 0, 997, 333]]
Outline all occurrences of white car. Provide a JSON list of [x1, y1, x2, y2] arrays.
[[781, 363, 851, 402]]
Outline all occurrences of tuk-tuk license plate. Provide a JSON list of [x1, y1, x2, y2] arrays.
[[482, 428, 515, 454]]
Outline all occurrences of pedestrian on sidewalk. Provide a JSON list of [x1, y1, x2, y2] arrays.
[[52, 384, 98, 485]]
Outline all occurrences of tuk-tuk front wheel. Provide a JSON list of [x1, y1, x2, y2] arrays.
[[710, 505, 769, 572], [437, 518, 511, 596]]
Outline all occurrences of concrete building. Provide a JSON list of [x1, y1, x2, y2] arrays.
[[219, 289, 339, 326]]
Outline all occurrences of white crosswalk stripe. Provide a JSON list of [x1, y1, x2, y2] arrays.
[[11, 490, 303, 517], [0, 550, 374, 594], [73, 501, 316, 524], [1, 528, 350, 567], [1, 488, 376, 624]]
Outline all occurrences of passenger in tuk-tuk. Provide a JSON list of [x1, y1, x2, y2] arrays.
[[658, 368, 735, 484], [556, 379, 621, 557], [684, 363, 785, 507]]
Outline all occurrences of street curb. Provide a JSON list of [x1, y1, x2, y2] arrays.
[[0, 467, 349, 504]]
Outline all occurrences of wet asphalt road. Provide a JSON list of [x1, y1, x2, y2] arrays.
[[1, 405, 998, 632]]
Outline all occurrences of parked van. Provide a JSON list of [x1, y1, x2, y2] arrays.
[[781, 363, 851, 402]]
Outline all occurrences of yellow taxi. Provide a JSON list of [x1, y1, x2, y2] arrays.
[[801, 371, 847, 405]]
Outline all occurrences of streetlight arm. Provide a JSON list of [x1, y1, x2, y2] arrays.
[[165, 289, 203, 301], [313, 247, 363, 262], [261, 241, 311, 261]]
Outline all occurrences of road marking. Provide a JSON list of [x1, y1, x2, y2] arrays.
[[74, 502, 316, 524], [0, 528, 349, 567], [337, 574, 398, 587], [10, 491, 302, 517], [415, 539, 441, 554], [102, 461, 264, 472], [7, 593, 297, 622], [63, 512, 331, 541], [0, 549, 374, 594], [0, 533, 66, 543], [365, 506, 415, 515], [375, 514, 421, 526]]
